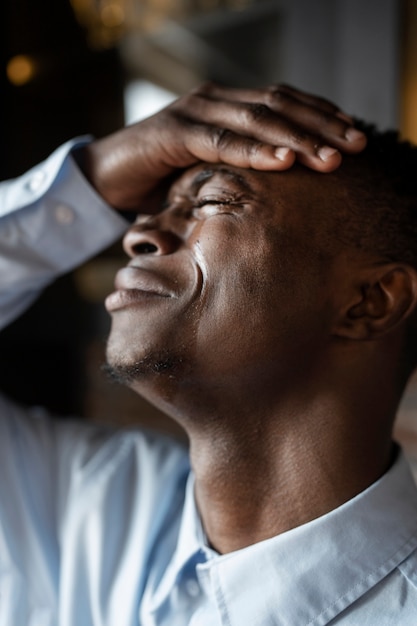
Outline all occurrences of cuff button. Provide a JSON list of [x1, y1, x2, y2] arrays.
[[27, 170, 46, 192]]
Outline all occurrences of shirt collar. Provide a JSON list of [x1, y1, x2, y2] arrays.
[[156, 450, 417, 625], [147, 472, 216, 612], [201, 450, 417, 625]]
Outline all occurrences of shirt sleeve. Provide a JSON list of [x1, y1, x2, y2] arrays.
[[0, 137, 128, 331]]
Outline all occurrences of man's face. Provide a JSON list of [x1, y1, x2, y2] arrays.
[[105, 163, 340, 403]]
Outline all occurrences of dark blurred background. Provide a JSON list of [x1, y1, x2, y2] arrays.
[[1, 0, 417, 442]]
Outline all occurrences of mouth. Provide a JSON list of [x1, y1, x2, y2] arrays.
[[105, 266, 177, 312], [105, 288, 171, 312]]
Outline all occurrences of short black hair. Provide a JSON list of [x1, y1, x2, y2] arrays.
[[331, 123, 417, 269], [328, 125, 417, 374]]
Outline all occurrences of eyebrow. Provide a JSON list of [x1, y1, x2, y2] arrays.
[[190, 167, 256, 196]]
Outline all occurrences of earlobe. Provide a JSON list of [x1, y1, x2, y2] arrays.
[[334, 265, 417, 341]]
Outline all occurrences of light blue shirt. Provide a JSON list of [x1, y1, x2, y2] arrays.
[[1, 143, 417, 625]]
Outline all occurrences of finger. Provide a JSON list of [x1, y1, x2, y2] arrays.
[[183, 123, 297, 170], [188, 124, 340, 173], [186, 122, 343, 173], [174, 95, 345, 169], [262, 91, 366, 153], [198, 81, 350, 121], [188, 87, 366, 153], [296, 148, 342, 173], [275, 84, 356, 125], [275, 84, 342, 115], [194, 83, 365, 152], [277, 85, 355, 126]]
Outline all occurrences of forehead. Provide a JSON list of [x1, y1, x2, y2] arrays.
[[170, 161, 324, 200], [168, 163, 260, 198]]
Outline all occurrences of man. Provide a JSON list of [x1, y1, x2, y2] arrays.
[[2, 83, 415, 625]]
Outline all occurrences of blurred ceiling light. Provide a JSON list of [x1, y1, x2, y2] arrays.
[[70, 0, 253, 49], [6, 55, 38, 86], [100, 3, 125, 27]]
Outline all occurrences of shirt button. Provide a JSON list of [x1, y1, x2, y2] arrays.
[[55, 204, 75, 225], [27, 170, 46, 192], [185, 579, 200, 598]]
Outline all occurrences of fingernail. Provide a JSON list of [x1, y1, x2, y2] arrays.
[[275, 147, 291, 161], [317, 146, 339, 161], [345, 127, 365, 142]]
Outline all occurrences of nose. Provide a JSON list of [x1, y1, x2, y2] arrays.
[[122, 214, 182, 258]]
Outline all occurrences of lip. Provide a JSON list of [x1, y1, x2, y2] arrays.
[[105, 288, 171, 312], [116, 266, 178, 295], [105, 266, 177, 312]]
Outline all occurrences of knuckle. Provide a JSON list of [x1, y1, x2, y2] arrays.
[[317, 111, 346, 136], [268, 82, 280, 92], [290, 127, 309, 146], [212, 127, 232, 151], [265, 86, 289, 110], [267, 83, 283, 97], [318, 110, 337, 127], [247, 141, 263, 164], [195, 80, 217, 96], [246, 102, 270, 123]]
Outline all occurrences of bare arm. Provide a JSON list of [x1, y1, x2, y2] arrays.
[[79, 83, 367, 210]]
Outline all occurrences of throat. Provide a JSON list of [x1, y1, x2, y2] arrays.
[[189, 428, 297, 554], [188, 420, 394, 555]]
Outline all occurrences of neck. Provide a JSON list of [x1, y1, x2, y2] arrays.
[[188, 402, 394, 554], [132, 346, 401, 555]]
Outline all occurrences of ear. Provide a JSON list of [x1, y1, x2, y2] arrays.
[[334, 265, 417, 340]]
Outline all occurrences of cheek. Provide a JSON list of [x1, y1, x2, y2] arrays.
[[193, 217, 266, 292], [192, 221, 287, 341], [196, 220, 331, 353]]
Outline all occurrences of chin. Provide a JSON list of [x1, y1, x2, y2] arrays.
[[105, 334, 185, 386], [104, 353, 181, 384]]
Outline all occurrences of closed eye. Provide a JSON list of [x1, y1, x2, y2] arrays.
[[193, 197, 244, 217]]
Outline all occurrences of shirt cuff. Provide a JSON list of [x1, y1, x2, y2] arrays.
[[4, 138, 128, 275]]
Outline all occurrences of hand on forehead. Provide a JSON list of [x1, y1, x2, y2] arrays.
[[82, 83, 367, 212], [179, 82, 367, 172]]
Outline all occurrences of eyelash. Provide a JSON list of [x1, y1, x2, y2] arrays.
[[194, 198, 243, 212]]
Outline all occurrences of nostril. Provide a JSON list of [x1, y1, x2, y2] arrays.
[[124, 229, 180, 258], [134, 242, 158, 254]]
